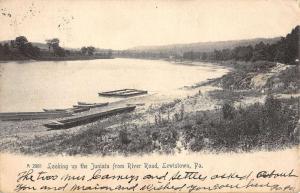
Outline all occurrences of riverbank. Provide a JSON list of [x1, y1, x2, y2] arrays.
[[0, 55, 114, 62], [0, 60, 299, 155]]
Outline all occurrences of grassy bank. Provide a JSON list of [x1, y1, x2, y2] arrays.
[[2, 93, 297, 156]]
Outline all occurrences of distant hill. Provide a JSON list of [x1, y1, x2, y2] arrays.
[[31, 42, 81, 51], [2, 37, 281, 54], [32, 42, 49, 50], [128, 37, 281, 55]]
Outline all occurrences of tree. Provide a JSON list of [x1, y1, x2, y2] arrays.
[[45, 38, 60, 51], [251, 42, 268, 61], [283, 26, 299, 64], [214, 50, 223, 60], [3, 43, 10, 55], [87, 46, 95, 56], [54, 47, 65, 57], [201, 52, 208, 60], [183, 51, 196, 61], [21, 42, 40, 58], [107, 49, 112, 58], [0, 43, 10, 59], [10, 40, 16, 48], [14, 36, 40, 58], [221, 49, 232, 60], [81, 47, 88, 55], [45, 40, 51, 51], [233, 46, 253, 61], [45, 38, 66, 57], [15, 36, 29, 49], [274, 41, 285, 63], [0, 44, 4, 58]]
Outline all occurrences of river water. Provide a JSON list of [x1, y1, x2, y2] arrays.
[[0, 58, 229, 112]]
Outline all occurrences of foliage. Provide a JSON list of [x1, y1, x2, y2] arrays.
[[222, 102, 235, 119], [45, 38, 60, 51], [266, 65, 300, 93], [0, 36, 40, 60], [182, 96, 299, 152], [53, 46, 66, 57], [15, 36, 28, 48], [0, 36, 109, 60], [87, 46, 95, 56], [81, 46, 88, 55], [182, 26, 299, 65]]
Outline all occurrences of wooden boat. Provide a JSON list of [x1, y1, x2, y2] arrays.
[[43, 108, 68, 112], [0, 111, 72, 121], [98, 89, 147, 97], [44, 105, 136, 130], [73, 102, 109, 109], [127, 103, 145, 106], [71, 107, 91, 113], [78, 102, 97, 105], [43, 107, 90, 113]]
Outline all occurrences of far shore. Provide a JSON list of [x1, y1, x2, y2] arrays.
[[0, 56, 114, 63]]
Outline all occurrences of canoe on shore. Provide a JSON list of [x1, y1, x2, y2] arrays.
[[98, 89, 147, 97], [44, 105, 136, 130], [0, 111, 72, 121], [73, 102, 109, 108]]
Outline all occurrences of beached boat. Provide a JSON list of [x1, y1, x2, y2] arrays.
[[0, 111, 72, 121], [43, 108, 68, 112], [43, 107, 91, 113], [73, 102, 109, 108], [127, 103, 145, 106], [71, 107, 91, 113], [98, 89, 147, 97], [77, 102, 96, 105], [44, 105, 136, 130]]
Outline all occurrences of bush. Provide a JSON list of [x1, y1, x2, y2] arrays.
[[182, 96, 299, 152], [222, 102, 235, 119]]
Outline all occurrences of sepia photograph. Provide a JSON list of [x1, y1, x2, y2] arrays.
[[0, 0, 299, 192]]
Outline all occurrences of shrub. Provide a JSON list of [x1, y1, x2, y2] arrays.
[[222, 102, 235, 119], [182, 96, 299, 152]]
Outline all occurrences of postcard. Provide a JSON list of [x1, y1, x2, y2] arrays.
[[0, 0, 299, 192]]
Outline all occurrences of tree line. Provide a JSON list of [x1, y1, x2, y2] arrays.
[[0, 36, 113, 60], [0, 36, 73, 60], [0, 36, 41, 60], [183, 26, 299, 64], [116, 26, 298, 65]]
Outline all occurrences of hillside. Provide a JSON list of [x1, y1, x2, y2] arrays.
[[128, 37, 281, 55]]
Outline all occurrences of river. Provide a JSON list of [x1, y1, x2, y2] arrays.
[[0, 58, 229, 112]]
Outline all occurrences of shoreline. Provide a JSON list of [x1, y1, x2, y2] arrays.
[[0, 56, 114, 63], [0, 59, 299, 155], [0, 60, 229, 154]]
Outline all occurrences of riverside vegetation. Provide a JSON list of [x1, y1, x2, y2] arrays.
[[0, 37, 113, 61], [0, 26, 299, 155]]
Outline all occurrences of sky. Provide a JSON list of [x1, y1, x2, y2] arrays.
[[0, 0, 299, 49]]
